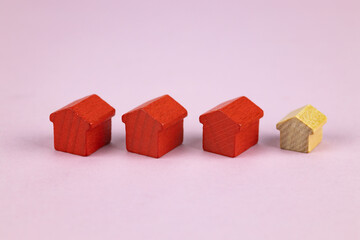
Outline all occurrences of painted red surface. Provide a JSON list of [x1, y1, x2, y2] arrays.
[[122, 95, 187, 158], [50, 94, 115, 156], [199, 96, 263, 157]]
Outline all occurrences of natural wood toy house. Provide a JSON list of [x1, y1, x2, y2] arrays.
[[122, 95, 187, 158], [276, 105, 327, 153], [50, 94, 115, 156], [199, 96, 264, 157]]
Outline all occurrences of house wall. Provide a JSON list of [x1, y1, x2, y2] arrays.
[[124, 110, 162, 158], [86, 119, 112, 155], [52, 109, 89, 156], [202, 112, 239, 157], [158, 120, 184, 157], [308, 127, 323, 152], [278, 118, 311, 153], [235, 120, 260, 156]]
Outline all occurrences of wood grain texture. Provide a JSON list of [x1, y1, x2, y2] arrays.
[[276, 105, 326, 153], [50, 94, 115, 156], [199, 96, 263, 157], [122, 95, 187, 158]]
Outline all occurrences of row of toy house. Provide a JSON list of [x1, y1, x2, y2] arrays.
[[50, 94, 326, 157]]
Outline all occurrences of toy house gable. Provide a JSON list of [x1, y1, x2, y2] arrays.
[[122, 95, 187, 129], [200, 96, 263, 128], [50, 94, 115, 128]]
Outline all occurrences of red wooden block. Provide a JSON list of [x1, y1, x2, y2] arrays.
[[199, 96, 263, 157], [122, 95, 187, 158], [50, 94, 115, 156]]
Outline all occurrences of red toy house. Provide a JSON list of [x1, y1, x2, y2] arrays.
[[50, 94, 115, 156], [122, 95, 187, 158], [199, 96, 263, 157]]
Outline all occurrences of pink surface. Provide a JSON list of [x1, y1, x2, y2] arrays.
[[1, 0, 360, 239]]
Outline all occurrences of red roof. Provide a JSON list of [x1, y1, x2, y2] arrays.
[[50, 94, 115, 128], [200, 96, 263, 126], [122, 95, 187, 128]]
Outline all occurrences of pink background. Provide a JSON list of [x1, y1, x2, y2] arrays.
[[1, 0, 360, 239]]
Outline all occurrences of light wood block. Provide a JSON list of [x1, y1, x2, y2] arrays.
[[276, 105, 326, 153]]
